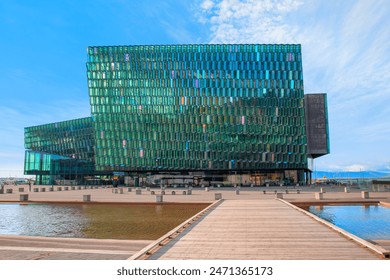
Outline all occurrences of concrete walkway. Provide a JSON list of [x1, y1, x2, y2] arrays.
[[2, 184, 390, 204], [148, 199, 380, 260], [0, 235, 152, 260]]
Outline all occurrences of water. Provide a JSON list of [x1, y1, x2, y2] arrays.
[[0, 203, 208, 239], [308, 204, 390, 241], [0, 203, 88, 237]]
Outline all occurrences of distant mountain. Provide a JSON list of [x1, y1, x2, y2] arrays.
[[313, 171, 390, 179]]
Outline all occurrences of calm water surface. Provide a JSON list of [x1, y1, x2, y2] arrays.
[[308, 204, 390, 240], [0, 203, 208, 239], [0, 203, 88, 237]]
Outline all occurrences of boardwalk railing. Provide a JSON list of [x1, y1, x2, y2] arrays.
[[128, 199, 224, 260]]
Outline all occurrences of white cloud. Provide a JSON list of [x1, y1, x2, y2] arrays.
[[342, 164, 368, 172], [201, 0, 214, 10], [196, 0, 390, 171], [322, 161, 390, 173], [198, 0, 303, 43]]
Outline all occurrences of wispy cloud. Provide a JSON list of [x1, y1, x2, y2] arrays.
[[327, 164, 369, 172], [196, 0, 390, 171], [325, 162, 390, 173], [198, 0, 303, 43]]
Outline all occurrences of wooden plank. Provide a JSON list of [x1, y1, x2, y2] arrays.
[[148, 200, 380, 260]]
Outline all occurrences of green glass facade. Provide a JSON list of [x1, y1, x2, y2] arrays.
[[25, 44, 329, 185], [86, 44, 307, 173], [24, 117, 95, 184]]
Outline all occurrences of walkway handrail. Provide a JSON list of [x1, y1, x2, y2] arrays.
[[128, 199, 224, 260]]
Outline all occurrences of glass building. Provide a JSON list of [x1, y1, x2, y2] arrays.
[[25, 44, 329, 185], [24, 117, 95, 185]]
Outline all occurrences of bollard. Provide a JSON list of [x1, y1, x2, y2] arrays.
[[146, 187, 150, 191], [183, 190, 187, 195], [49, 187, 54, 192], [83, 194, 91, 202], [274, 190, 277, 194], [127, 187, 132, 192], [64, 187, 69, 191], [263, 190, 266, 194], [275, 193, 283, 199], [136, 189, 142, 195], [315, 192, 323, 200], [77, 186, 82, 190], [215, 193, 222, 200], [40, 188, 46, 192], [344, 187, 350, 193], [297, 190, 300, 194], [205, 187, 209, 192], [187, 189, 192, 195], [156, 195, 163, 203], [57, 187, 62, 191], [18, 188, 25, 192], [71, 186, 75, 190], [236, 189, 240, 195], [361, 191, 369, 199], [20, 194, 29, 201], [285, 190, 289, 194], [33, 188, 39, 192], [120, 188, 124, 194]]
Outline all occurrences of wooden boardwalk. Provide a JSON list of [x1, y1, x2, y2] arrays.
[[148, 199, 380, 259], [373, 240, 390, 253]]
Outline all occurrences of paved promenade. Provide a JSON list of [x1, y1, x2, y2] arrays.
[[1, 184, 389, 204], [1, 184, 389, 259], [0, 235, 151, 260]]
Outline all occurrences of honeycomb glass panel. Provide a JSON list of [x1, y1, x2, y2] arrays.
[[86, 44, 307, 172]]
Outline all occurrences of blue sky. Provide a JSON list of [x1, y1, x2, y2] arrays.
[[0, 0, 389, 177]]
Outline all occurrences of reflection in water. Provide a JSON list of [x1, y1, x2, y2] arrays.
[[308, 204, 390, 241], [0, 203, 88, 237], [155, 205, 162, 215], [81, 204, 208, 239], [0, 203, 209, 240], [309, 206, 336, 224]]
